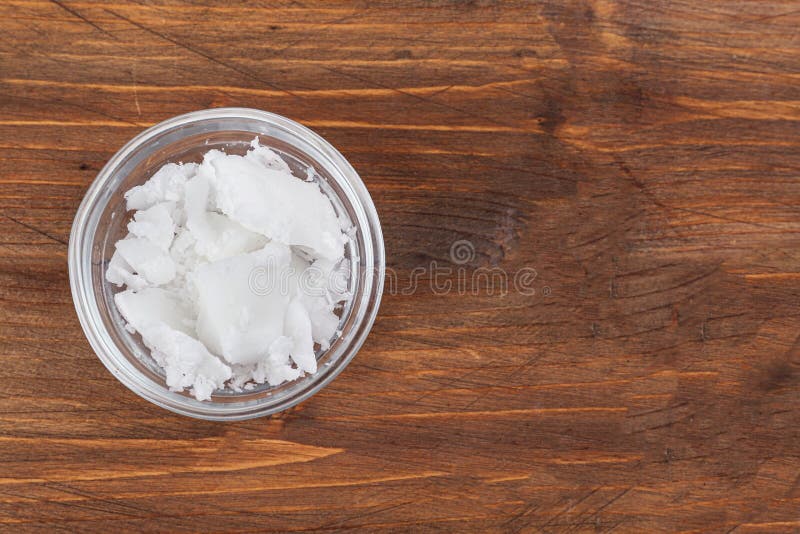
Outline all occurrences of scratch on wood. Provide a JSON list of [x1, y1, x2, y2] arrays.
[[1, 213, 67, 246], [103, 9, 300, 100], [48, 0, 118, 40], [540, 487, 600, 530]]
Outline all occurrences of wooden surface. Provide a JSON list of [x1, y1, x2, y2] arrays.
[[2, 1, 800, 532]]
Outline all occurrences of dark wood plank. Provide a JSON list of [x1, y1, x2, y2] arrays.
[[2, 0, 800, 532]]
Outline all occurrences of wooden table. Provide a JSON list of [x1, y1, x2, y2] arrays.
[[2, 1, 800, 531]]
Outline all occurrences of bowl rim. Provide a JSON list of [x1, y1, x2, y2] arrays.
[[68, 107, 385, 420]]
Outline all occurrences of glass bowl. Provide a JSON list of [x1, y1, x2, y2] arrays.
[[68, 108, 385, 421]]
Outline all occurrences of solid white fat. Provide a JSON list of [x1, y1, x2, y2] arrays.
[[185, 174, 267, 261], [106, 140, 351, 400], [127, 202, 175, 251], [115, 236, 176, 286], [192, 242, 292, 364], [303, 295, 341, 351], [144, 323, 232, 401], [106, 249, 148, 291], [284, 296, 317, 374], [201, 149, 346, 260], [114, 287, 194, 336], [125, 162, 197, 211]]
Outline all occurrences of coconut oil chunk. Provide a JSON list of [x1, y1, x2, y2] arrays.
[[106, 140, 352, 400]]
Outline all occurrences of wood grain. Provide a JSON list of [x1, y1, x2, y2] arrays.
[[2, 0, 800, 531]]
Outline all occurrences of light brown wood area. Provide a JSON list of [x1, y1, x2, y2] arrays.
[[2, 1, 800, 532]]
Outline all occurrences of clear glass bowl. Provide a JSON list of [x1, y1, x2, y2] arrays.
[[68, 108, 385, 421]]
